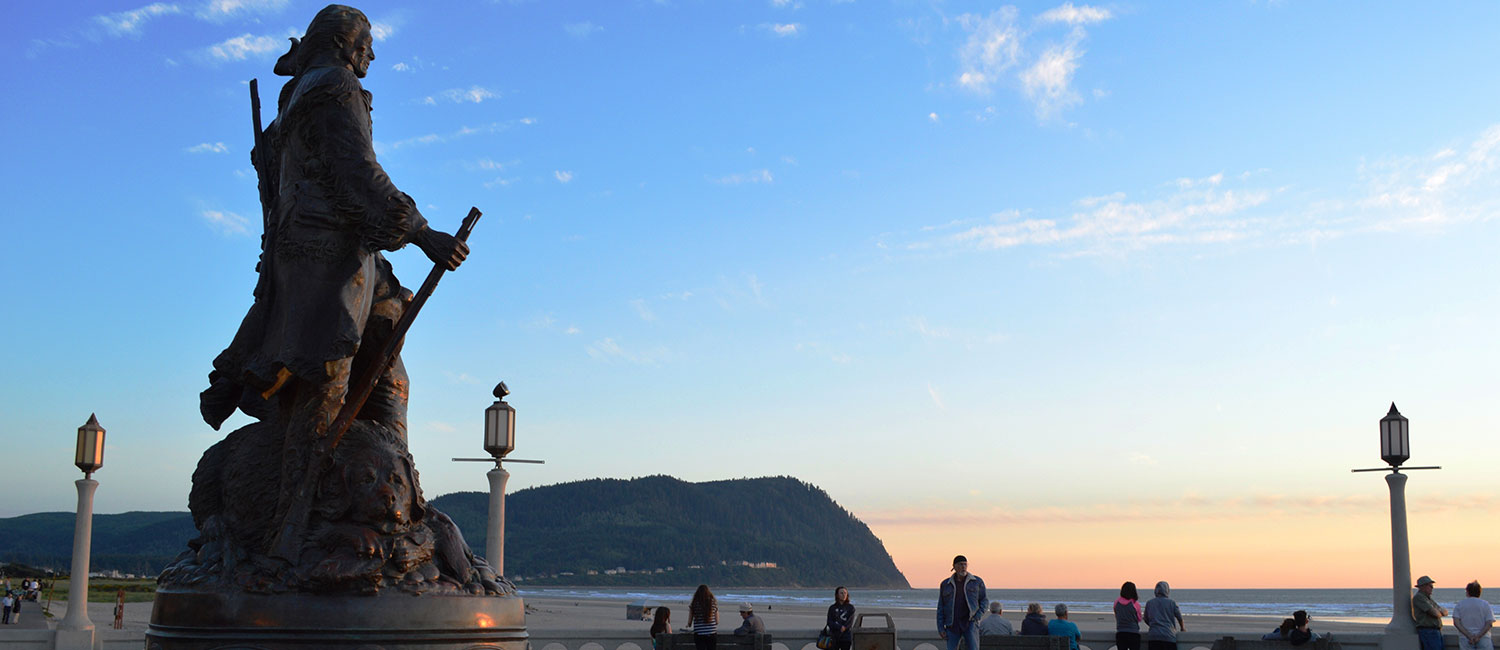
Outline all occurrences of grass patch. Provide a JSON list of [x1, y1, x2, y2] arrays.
[[42, 577, 157, 603]]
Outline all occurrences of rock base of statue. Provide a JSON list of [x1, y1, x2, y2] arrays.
[[145, 589, 527, 650], [148, 416, 525, 649]]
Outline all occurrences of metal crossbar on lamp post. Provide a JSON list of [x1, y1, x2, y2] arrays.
[[1351, 403, 1440, 638], [454, 382, 544, 577]]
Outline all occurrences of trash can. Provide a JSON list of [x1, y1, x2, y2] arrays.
[[852, 612, 897, 650]]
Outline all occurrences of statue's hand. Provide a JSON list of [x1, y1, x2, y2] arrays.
[[416, 227, 469, 271]]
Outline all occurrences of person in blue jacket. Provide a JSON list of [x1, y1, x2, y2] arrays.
[[937, 555, 989, 650]]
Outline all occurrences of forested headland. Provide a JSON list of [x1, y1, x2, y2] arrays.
[[1, 475, 909, 588]]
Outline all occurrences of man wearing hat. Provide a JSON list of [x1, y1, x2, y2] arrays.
[[1413, 576, 1449, 650], [937, 555, 989, 650], [733, 602, 765, 635]]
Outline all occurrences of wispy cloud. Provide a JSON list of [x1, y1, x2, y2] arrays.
[[201, 209, 249, 235], [202, 32, 283, 62], [955, 4, 1113, 120], [1356, 124, 1500, 229], [912, 317, 951, 340], [955, 8, 1021, 94], [554, 170, 574, 183], [197, 0, 288, 21], [186, 142, 228, 154], [384, 119, 532, 151], [464, 158, 513, 173], [927, 383, 946, 410], [1020, 28, 1085, 119], [904, 123, 1500, 257], [711, 169, 774, 185], [564, 22, 603, 39], [586, 337, 663, 365], [909, 171, 1268, 256], [95, 3, 182, 37], [391, 62, 412, 72], [370, 21, 396, 41], [764, 23, 802, 37], [629, 299, 656, 322], [423, 86, 498, 105], [746, 273, 764, 303], [441, 371, 482, 385], [1037, 3, 1113, 25]]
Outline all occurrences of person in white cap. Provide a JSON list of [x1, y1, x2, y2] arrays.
[[733, 602, 765, 635]]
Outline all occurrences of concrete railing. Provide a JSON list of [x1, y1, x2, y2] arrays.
[[0, 627, 1444, 650], [0, 627, 143, 650], [527, 631, 1398, 650]]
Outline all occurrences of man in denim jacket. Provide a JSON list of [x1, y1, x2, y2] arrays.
[[937, 555, 989, 650]]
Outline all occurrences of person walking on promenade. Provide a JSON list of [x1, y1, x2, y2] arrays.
[[980, 602, 1014, 636], [649, 606, 673, 649], [688, 584, 719, 650], [827, 586, 856, 650], [1144, 581, 1185, 650], [1116, 581, 1145, 650], [1413, 576, 1449, 650], [1453, 580, 1495, 650], [733, 603, 765, 636], [1049, 604, 1082, 650], [1021, 602, 1049, 635], [2, 591, 12, 625], [937, 555, 989, 650]]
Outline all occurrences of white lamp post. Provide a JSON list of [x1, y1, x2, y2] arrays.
[[455, 382, 543, 577], [1353, 403, 1440, 639], [58, 414, 105, 647]]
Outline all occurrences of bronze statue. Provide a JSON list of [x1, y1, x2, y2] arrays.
[[160, 4, 503, 598]]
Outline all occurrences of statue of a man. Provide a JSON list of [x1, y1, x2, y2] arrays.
[[200, 4, 466, 532]]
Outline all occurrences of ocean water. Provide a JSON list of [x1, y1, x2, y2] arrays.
[[518, 587, 1499, 621]]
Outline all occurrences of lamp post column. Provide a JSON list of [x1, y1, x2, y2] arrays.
[[1385, 471, 1414, 635], [59, 477, 98, 635], [486, 463, 510, 576]]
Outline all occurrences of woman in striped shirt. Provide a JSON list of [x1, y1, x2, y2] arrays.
[[688, 584, 719, 650]]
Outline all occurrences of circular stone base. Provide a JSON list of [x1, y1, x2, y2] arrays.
[[146, 589, 527, 650]]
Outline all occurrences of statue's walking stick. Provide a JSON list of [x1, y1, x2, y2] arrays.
[[269, 207, 483, 561]]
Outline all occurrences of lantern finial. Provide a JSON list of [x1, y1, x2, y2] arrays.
[[493, 381, 509, 400]]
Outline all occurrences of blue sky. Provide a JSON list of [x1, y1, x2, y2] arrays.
[[4, 1, 1500, 587]]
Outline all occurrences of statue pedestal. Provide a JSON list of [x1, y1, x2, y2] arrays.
[[145, 589, 527, 650]]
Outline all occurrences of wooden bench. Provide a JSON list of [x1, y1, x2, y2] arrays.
[[653, 632, 774, 650], [978, 634, 1072, 650], [1211, 636, 1339, 650]]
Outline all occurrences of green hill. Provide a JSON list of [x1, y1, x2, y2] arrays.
[[1, 476, 908, 588], [0, 511, 198, 577], [432, 475, 909, 587]]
